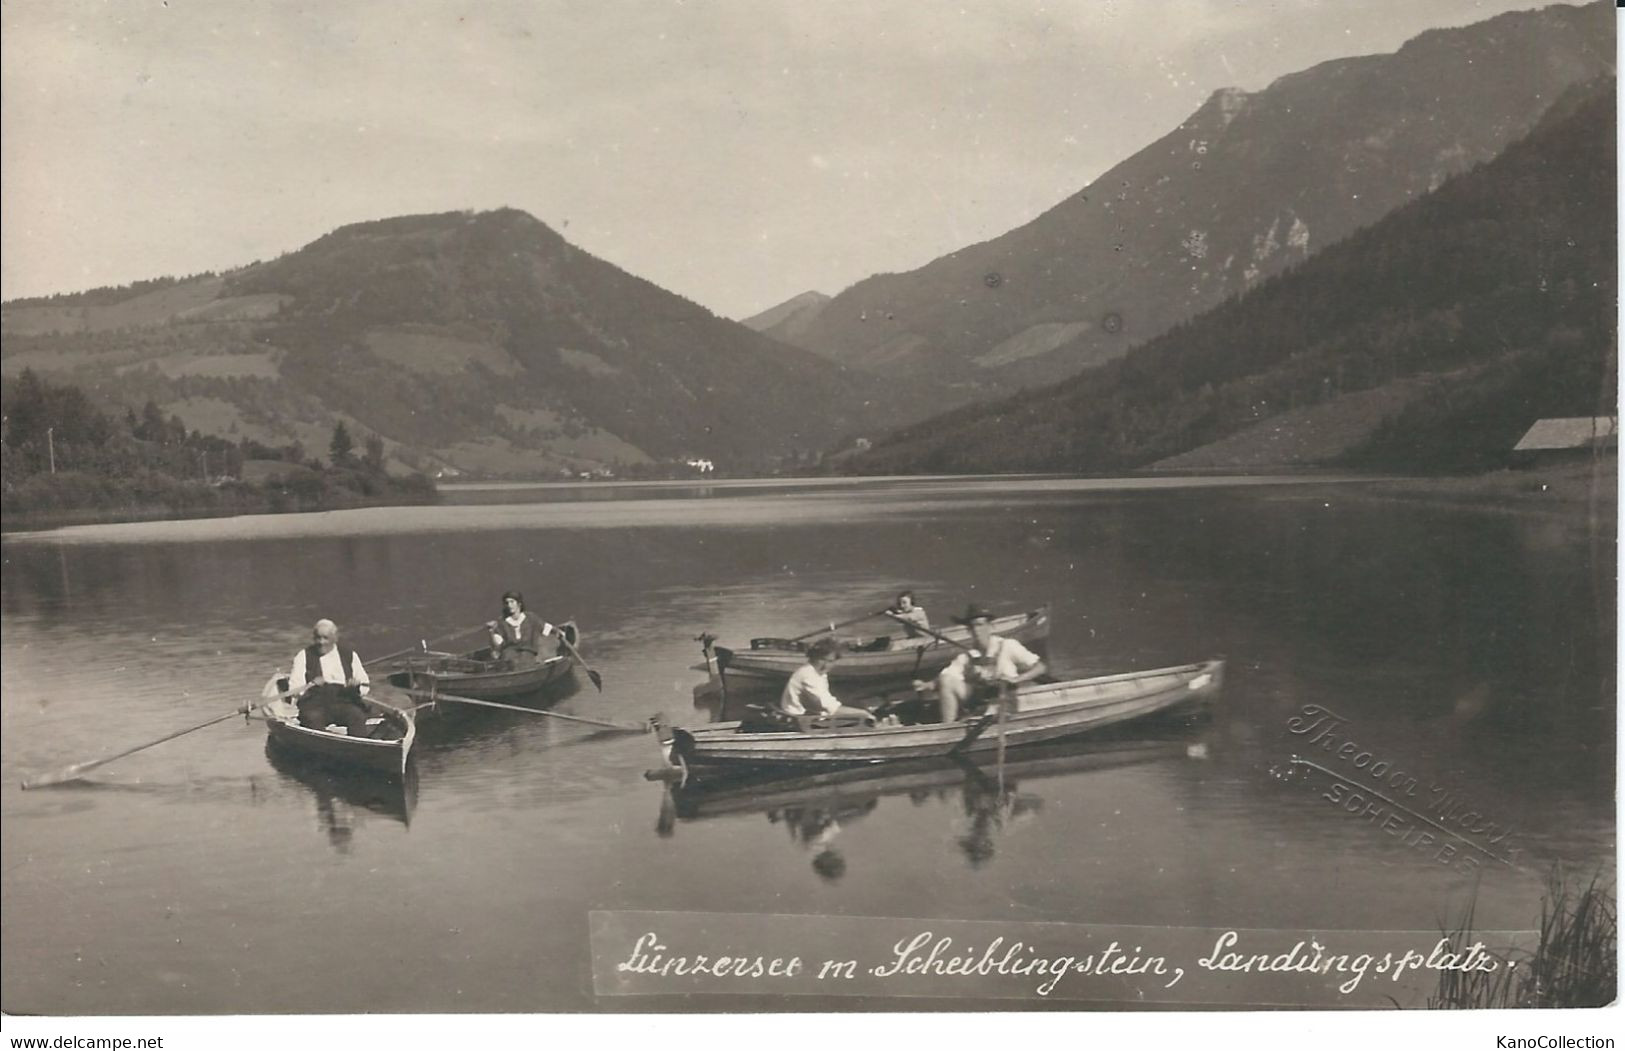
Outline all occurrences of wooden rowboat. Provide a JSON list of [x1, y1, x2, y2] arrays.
[[385, 621, 580, 701], [659, 660, 1221, 778], [709, 607, 1051, 685], [259, 679, 416, 777]]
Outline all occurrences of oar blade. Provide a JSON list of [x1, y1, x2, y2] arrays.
[[20, 761, 98, 790], [20, 705, 251, 790], [948, 711, 999, 755], [556, 636, 603, 692]]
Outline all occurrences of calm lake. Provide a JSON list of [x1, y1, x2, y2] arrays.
[[0, 475, 1613, 1013]]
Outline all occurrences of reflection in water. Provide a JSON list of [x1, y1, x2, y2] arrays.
[[407, 673, 584, 747], [264, 740, 418, 852], [770, 797, 879, 881], [664, 733, 1200, 879], [952, 765, 1043, 868], [1, 479, 1612, 1015]]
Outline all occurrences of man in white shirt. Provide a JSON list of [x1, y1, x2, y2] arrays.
[[935, 604, 1047, 723], [780, 638, 874, 727], [289, 619, 370, 694], [287, 619, 374, 734]]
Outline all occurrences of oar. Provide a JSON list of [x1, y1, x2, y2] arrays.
[[886, 612, 1021, 749], [788, 605, 892, 643], [995, 681, 1010, 788], [881, 611, 977, 655], [945, 684, 1012, 758], [553, 630, 603, 692], [949, 710, 1001, 755], [372, 623, 489, 666], [400, 687, 646, 732], [21, 704, 255, 789], [886, 609, 982, 728]]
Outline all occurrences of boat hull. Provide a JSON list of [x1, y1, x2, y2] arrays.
[[388, 653, 575, 700], [261, 687, 416, 777], [717, 607, 1051, 685], [385, 622, 579, 701], [669, 660, 1221, 772]]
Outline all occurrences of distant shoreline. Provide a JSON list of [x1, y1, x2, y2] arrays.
[[0, 487, 438, 534], [1346, 461, 1616, 518], [6, 465, 1610, 535]]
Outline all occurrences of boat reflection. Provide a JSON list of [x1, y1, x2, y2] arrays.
[[394, 674, 584, 745], [657, 731, 1203, 877], [264, 739, 419, 852]]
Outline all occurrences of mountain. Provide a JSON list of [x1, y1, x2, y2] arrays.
[[840, 77, 1615, 475], [739, 291, 832, 345], [0, 209, 882, 475], [783, 2, 1613, 400]]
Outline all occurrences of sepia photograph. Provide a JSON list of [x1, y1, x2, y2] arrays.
[[0, 0, 1616, 1043]]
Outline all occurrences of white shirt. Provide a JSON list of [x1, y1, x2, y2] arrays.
[[492, 612, 557, 646], [942, 636, 1040, 683], [780, 663, 840, 716], [289, 645, 370, 694]]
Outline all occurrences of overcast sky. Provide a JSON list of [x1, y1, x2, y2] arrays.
[[1, 0, 1563, 319]]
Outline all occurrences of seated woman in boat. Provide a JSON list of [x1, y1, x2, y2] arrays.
[[886, 590, 931, 638], [782, 638, 877, 728], [486, 590, 560, 667], [934, 604, 1047, 723]]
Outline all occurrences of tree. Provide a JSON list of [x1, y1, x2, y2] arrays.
[[138, 401, 166, 442], [3, 369, 51, 445], [329, 421, 354, 466]]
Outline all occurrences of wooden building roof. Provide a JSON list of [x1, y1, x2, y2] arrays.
[[1513, 417, 1618, 452]]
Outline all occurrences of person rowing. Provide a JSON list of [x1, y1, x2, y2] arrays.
[[935, 603, 1047, 723], [286, 618, 377, 736], [486, 590, 562, 667], [886, 590, 931, 639]]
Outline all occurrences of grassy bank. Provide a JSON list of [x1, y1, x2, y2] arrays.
[[1430, 868, 1616, 1009]]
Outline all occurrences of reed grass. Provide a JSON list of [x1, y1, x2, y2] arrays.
[[1428, 868, 1616, 1009]]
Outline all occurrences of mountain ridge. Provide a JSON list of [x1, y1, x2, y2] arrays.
[[0, 208, 887, 476], [840, 76, 1616, 476], [784, 2, 1613, 398], [740, 291, 832, 345]]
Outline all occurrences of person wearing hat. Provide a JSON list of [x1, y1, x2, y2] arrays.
[[935, 604, 1047, 722], [780, 637, 876, 727]]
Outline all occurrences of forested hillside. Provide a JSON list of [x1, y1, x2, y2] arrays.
[[842, 80, 1615, 476], [1, 369, 433, 520], [784, 2, 1612, 401], [1, 209, 887, 478]]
